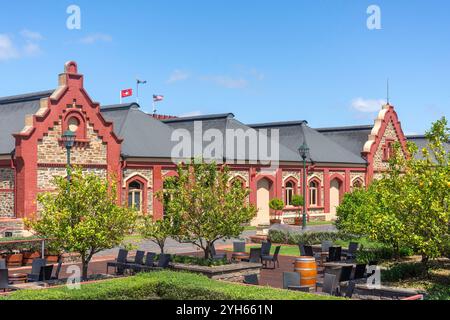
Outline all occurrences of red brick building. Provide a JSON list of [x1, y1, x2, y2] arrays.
[[0, 62, 419, 236]]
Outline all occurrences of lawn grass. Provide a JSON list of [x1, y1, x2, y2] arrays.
[[226, 244, 300, 256], [0, 270, 342, 300]]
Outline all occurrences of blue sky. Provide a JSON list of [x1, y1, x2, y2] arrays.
[[0, 0, 449, 134]]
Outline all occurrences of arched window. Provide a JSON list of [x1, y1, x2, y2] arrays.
[[285, 181, 294, 206], [309, 180, 319, 206], [352, 178, 364, 191], [230, 177, 246, 189], [128, 181, 143, 212]]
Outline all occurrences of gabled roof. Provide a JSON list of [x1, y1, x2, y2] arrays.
[[100, 103, 175, 158], [0, 90, 54, 155], [316, 125, 373, 159], [406, 135, 450, 161], [248, 122, 368, 165]]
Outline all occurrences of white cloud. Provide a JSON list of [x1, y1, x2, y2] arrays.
[[202, 75, 248, 89], [23, 42, 41, 56], [167, 69, 190, 84], [351, 98, 386, 113], [79, 33, 112, 44], [0, 34, 18, 61], [20, 29, 43, 41], [179, 111, 203, 117]]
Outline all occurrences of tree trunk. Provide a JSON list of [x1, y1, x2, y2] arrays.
[[81, 259, 89, 281], [204, 243, 211, 259], [159, 241, 165, 254]]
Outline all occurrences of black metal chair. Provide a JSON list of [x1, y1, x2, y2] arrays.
[[260, 241, 271, 256], [124, 250, 145, 272], [0, 269, 9, 292], [51, 256, 63, 280], [261, 246, 281, 269], [282, 272, 311, 292], [299, 244, 314, 257], [233, 241, 246, 253], [353, 264, 367, 280], [155, 254, 172, 269], [339, 265, 353, 283], [0, 259, 6, 269], [243, 274, 259, 285], [321, 240, 333, 253], [242, 248, 261, 263], [27, 258, 46, 282], [344, 280, 356, 298], [40, 265, 54, 281], [345, 242, 359, 260], [327, 246, 342, 262], [106, 249, 128, 275], [132, 252, 156, 273], [210, 244, 227, 260]]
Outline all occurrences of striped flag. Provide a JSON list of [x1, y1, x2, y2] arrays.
[[153, 94, 164, 102]]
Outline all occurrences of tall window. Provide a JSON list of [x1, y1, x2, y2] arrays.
[[309, 181, 319, 206], [285, 181, 294, 206], [128, 181, 142, 212]]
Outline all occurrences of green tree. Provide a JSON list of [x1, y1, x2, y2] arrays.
[[26, 168, 138, 279], [269, 198, 284, 220], [337, 117, 450, 262], [291, 195, 305, 220], [158, 161, 257, 259], [138, 216, 176, 254]]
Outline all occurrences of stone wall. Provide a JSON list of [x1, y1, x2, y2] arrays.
[[0, 168, 14, 189], [37, 120, 107, 165], [0, 192, 14, 218], [122, 168, 154, 214], [37, 167, 107, 190]]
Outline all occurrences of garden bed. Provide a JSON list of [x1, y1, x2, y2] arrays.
[[170, 262, 262, 282]]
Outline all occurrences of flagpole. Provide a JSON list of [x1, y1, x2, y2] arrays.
[[120, 90, 122, 104], [136, 80, 139, 104]]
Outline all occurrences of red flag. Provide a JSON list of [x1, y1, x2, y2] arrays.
[[121, 89, 133, 98]]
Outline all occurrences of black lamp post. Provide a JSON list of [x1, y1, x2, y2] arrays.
[[62, 130, 76, 184], [298, 142, 310, 230]]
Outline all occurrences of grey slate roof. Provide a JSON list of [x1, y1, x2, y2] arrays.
[[316, 125, 373, 159], [0, 90, 54, 154], [100, 103, 175, 158], [407, 135, 450, 161], [249, 122, 368, 165]]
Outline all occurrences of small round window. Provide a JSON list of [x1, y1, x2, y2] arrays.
[[68, 117, 80, 133]]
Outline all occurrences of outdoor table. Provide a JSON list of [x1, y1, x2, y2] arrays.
[[8, 273, 28, 284], [231, 252, 249, 262], [323, 261, 358, 279]]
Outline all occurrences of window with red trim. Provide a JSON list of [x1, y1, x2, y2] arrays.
[[382, 139, 395, 161]]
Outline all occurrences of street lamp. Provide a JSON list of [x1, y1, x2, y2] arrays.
[[298, 142, 310, 230], [62, 130, 76, 184]]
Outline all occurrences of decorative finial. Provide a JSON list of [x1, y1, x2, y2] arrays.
[[386, 78, 390, 105]]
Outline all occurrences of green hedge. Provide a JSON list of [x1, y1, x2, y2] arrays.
[[0, 271, 342, 300], [268, 230, 349, 245]]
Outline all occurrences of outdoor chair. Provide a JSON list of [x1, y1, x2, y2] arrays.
[[353, 264, 367, 280], [242, 248, 261, 263], [210, 245, 227, 260], [51, 256, 63, 280], [132, 252, 156, 273], [261, 246, 281, 269], [40, 265, 54, 281], [339, 265, 353, 283], [282, 272, 310, 292], [260, 241, 271, 256], [243, 274, 259, 285], [27, 258, 46, 282], [139, 254, 172, 272], [124, 250, 145, 272], [321, 240, 333, 253], [233, 241, 246, 253], [321, 273, 338, 295], [299, 244, 314, 257], [343, 280, 356, 298], [0, 259, 6, 269], [327, 246, 342, 262], [0, 269, 9, 292], [106, 249, 129, 275], [345, 242, 359, 260]]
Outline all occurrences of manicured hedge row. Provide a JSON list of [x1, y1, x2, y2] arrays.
[[1, 271, 342, 300], [268, 230, 350, 245]]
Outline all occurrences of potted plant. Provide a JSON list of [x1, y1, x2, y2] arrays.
[[269, 198, 284, 224], [291, 195, 305, 225], [1, 243, 24, 267], [22, 242, 42, 265], [44, 241, 62, 263]]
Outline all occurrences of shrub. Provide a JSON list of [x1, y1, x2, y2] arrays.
[[356, 246, 413, 264], [381, 262, 428, 282], [170, 255, 228, 267], [0, 271, 342, 300], [268, 230, 345, 245]]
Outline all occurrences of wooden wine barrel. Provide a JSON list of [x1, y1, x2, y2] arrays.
[[294, 257, 318, 288]]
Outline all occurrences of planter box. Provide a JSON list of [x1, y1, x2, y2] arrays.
[[5, 253, 24, 267], [23, 252, 41, 265], [170, 262, 262, 282]]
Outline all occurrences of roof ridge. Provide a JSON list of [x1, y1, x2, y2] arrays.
[[163, 113, 234, 123], [0, 90, 54, 105], [316, 125, 373, 132], [247, 120, 308, 128], [100, 103, 140, 111]]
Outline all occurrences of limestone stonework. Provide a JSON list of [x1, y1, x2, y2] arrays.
[[0, 192, 14, 217], [37, 120, 107, 165], [37, 167, 107, 190], [0, 168, 14, 189], [229, 170, 249, 186], [373, 120, 406, 176], [123, 169, 153, 188]]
